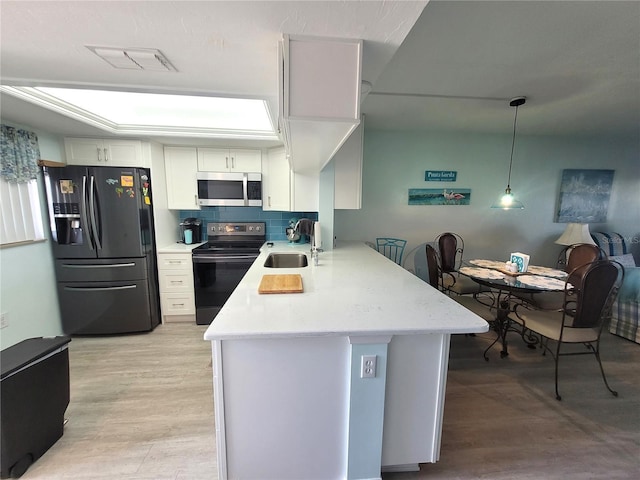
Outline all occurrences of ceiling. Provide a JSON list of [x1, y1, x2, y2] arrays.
[[1, 1, 639, 145]]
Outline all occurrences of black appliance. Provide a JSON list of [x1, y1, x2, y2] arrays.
[[196, 172, 262, 207], [180, 217, 202, 244], [43, 165, 160, 335], [1, 336, 71, 478], [192, 222, 265, 325]]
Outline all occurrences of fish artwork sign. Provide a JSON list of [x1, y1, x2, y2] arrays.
[[408, 188, 472, 205]]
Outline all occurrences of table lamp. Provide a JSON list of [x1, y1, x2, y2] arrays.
[[554, 223, 596, 246], [555, 223, 596, 267]]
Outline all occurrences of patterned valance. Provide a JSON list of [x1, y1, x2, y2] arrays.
[[0, 124, 40, 183]]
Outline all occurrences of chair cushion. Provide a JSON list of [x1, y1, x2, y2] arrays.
[[610, 253, 637, 269], [591, 232, 627, 256], [514, 308, 599, 343]]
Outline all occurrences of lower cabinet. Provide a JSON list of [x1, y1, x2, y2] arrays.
[[157, 252, 195, 323]]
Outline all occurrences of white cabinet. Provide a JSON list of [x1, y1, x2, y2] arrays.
[[334, 119, 363, 210], [263, 147, 291, 211], [164, 147, 200, 210], [158, 252, 195, 322], [279, 35, 362, 173], [197, 148, 261, 172], [65, 138, 146, 167], [263, 147, 319, 212]]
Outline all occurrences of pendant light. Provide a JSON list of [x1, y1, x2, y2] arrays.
[[491, 96, 526, 209]]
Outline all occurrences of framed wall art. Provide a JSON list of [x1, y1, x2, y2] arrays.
[[408, 188, 471, 206], [556, 169, 614, 223]]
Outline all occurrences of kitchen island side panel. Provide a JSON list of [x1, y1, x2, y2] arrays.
[[382, 333, 451, 467], [219, 336, 350, 480]]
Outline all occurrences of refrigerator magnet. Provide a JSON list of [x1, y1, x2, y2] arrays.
[[60, 179, 74, 194], [121, 175, 134, 187]]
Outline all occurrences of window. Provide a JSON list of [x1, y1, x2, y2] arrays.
[[0, 124, 46, 247], [0, 177, 45, 246]]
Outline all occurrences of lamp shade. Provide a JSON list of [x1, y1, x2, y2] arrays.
[[554, 223, 596, 246]]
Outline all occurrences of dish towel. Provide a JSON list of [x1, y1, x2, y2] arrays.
[[295, 218, 314, 236]]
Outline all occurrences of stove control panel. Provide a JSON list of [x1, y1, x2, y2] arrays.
[[207, 222, 265, 237]]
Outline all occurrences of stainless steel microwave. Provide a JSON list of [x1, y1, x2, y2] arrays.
[[196, 172, 262, 207]]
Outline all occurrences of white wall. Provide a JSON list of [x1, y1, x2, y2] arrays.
[[0, 124, 64, 349], [335, 130, 640, 268]]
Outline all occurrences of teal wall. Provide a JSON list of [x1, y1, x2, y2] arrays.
[[335, 130, 640, 268], [0, 123, 64, 349]]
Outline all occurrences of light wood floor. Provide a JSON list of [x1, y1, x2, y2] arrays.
[[20, 324, 640, 480]]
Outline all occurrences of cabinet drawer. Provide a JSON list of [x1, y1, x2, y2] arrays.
[[159, 272, 193, 293], [158, 254, 192, 270], [161, 293, 195, 315]]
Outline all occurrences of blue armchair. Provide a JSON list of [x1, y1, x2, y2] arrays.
[[591, 232, 640, 344]]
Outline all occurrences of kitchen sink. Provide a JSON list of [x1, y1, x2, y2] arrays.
[[263, 253, 308, 268]]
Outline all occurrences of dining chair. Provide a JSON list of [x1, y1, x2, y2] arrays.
[[375, 237, 407, 265], [434, 232, 489, 295], [517, 243, 604, 310], [512, 259, 624, 401], [426, 244, 495, 324]]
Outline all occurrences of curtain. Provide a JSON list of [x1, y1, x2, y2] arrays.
[[0, 124, 40, 183]]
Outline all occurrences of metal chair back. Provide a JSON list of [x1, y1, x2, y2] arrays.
[[435, 232, 464, 273], [425, 244, 441, 289], [375, 237, 407, 265]]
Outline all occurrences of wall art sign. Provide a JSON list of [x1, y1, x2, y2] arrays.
[[556, 169, 614, 223], [409, 188, 471, 205], [425, 170, 457, 182]]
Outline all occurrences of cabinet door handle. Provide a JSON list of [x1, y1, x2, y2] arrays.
[[195, 194, 199, 206], [97, 147, 102, 161], [268, 195, 272, 207], [103, 148, 108, 162], [231, 156, 235, 169], [225, 156, 229, 168], [172, 303, 185, 307], [168, 260, 182, 264], [170, 280, 183, 284]]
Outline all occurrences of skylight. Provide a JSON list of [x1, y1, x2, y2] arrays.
[[0, 86, 278, 139]]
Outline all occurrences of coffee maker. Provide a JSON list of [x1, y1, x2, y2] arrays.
[[179, 218, 202, 244]]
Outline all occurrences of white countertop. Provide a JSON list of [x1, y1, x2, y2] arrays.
[[204, 241, 489, 341], [157, 242, 205, 253]]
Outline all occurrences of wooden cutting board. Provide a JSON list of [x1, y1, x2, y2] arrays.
[[258, 274, 304, 294]]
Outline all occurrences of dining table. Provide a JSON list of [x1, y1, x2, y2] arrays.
[[459, 259, 569, 360]]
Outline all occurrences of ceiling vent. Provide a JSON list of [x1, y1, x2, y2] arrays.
[[86, 46, 177, 72]]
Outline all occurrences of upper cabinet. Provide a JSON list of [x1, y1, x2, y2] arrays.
[[263, 147, 291, 211], [279, 35, 362, 174], [264, 147, 319, 212], [164, 147, 200, 211], [65, 138, 147, 167], [197, 148, 262, 172]]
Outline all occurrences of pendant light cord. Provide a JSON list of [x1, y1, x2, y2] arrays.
[[507, 104, 519, 189]]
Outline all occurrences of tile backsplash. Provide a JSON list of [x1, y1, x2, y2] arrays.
[[179, 207, 318, 242]]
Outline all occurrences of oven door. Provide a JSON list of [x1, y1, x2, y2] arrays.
[[192, 253, 258, 325]]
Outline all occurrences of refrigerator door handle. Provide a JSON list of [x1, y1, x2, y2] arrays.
[[89, 175, 102, 250], [59, 262, 136, 269], [81, 175, 95, 251], [63, 285, 137, 292]]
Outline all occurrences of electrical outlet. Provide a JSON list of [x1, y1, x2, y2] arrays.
[[361, 355, 377, 378], [0, 312, 8, 329]]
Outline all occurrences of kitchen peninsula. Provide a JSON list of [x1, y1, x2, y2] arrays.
[[204, 242, 489, 480]]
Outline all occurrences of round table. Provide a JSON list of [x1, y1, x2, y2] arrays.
[[459, 261, 569, 359]]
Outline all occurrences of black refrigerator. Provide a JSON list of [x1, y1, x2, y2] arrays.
[[43, 165, 160, 335]]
